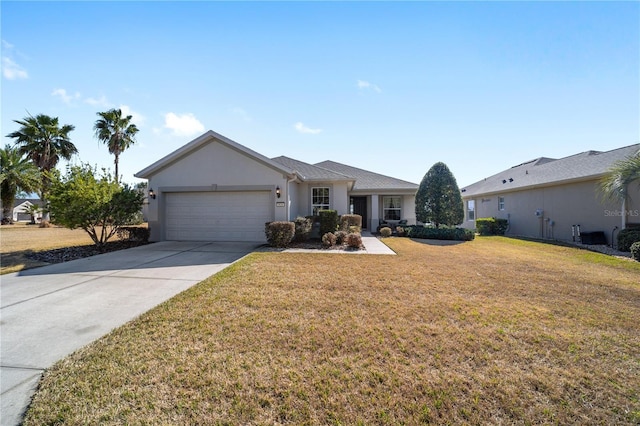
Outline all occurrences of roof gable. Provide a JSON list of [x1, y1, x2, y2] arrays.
[[135, 131, 294, 179], [462, 144, 640, 197], [315, 160, 419, 191], [271, 156, 353, 182]]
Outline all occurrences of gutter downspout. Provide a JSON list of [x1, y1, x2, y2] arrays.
[[285, 173, 299, 222]]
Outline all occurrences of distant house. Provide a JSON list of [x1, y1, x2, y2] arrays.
[[135, 130, 418, 242], [9, 199, 45, 222], [460, 144, 640, 244]]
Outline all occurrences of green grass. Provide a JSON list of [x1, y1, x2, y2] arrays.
[[23, 237, 640, 425]]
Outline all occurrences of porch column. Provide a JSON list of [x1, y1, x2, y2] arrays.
[[370, 194, 379, 230]]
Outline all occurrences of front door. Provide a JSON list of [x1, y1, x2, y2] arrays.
[[350, 196, 368, 229]]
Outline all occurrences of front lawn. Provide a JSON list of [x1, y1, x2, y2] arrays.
[[24, 237, 640, 424]]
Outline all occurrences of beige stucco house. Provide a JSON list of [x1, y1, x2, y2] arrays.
[[135, 130, 418, 242], [460, 144, 640, 245]]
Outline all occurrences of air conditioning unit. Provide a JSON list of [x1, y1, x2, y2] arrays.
[[535, 209, 543, 217]]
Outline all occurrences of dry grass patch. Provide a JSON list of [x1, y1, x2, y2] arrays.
[[0, 223, 100, 273], [24, 237, 640, 425]]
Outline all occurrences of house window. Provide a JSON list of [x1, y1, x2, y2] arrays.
[[383, 196, 401, 221], [467, 200, 475, 221], [312, 187, 330, 215], [498, 196, 505, 211]]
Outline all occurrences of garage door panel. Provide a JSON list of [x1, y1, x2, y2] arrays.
[[165, 191, 272, 242]]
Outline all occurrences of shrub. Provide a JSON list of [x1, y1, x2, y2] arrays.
[[322, 232, 337, 247], [476, 217, 509, 236], [617, 228, 640, 252], [39, 220, 52, 228], [123, 211, 144, 225], [334, 230, 348, 245], [293, 216, 312, 242], [404, 225, 475, 241], [319, 210, 339, 236], [265, 221, 295, 248], [117, 226, 150, 242], [380, 227, 392, 238], [396, 226, 406, 237], [340, 214, 362, 232], [631, 242, 640, 261], [346, 233, 363, 248]]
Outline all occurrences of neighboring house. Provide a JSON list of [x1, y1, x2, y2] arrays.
[[135, 130, 418, 242], [9, 199, 45, 222], [460, 144, 640, 244]]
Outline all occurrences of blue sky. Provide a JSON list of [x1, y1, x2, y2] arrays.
[[2, 1, 638, 188]]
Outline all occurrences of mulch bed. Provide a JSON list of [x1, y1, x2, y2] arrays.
[[26, 240, 150, 264]]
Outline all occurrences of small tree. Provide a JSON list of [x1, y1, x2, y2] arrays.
[[6, 114, 77, 221], [23, 203, 42, 224], [48, 164, 144, 247], [415, 162, 464, 228]]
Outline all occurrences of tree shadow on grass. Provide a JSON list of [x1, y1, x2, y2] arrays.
[[409, 238, 467, 246]]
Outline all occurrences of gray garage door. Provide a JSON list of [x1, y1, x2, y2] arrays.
[[165, 191, 272, 241]]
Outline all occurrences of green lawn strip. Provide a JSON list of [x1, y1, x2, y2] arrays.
[[23, 239, 640, 425]]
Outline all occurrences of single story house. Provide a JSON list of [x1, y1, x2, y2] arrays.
[[460, 144, 640, 244], [5, 199, 45, 222], [135, 130, 418, 242]]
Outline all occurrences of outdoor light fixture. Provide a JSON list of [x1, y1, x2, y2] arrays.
[[276, 186, 281, 198], [149, 188, 156, 199]]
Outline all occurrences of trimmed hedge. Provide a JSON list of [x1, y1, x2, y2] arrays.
[[340, 214, 362, 233], [476, 217, 509, 236], [117, 226, 150, 242], [401, 225, 475, 241], [379, 227, 392, 238], [265, 221, 295, 248], [617, 228, 640, 252], [346, 233, 363, 248], [322, 232, 337, 247], [319, 210, 339, 236], [293, 216, 312, 242]]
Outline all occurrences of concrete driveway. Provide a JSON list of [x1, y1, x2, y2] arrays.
[[0, 241, 261, 426]]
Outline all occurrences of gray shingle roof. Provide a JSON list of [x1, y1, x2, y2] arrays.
[[462, 144, 640, 197], [315, 160, 419, 191], [271, 156, 353, 181]]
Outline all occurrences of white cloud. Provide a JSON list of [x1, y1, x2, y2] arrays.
[[357, 79, 381, 93], [51, 88, 81, 104], [119, 104, 145, 125], [294, 122, 322, 134], [2, 57, 28, 80], [85, 95, 111, 108], [164, 112, 205, 136]]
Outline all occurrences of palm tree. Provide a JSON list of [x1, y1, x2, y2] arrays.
[[599, 149, 640, 227], [0, 144, 41, 223], [6, 114, 76, 221], [94, 108, 139, 183]]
